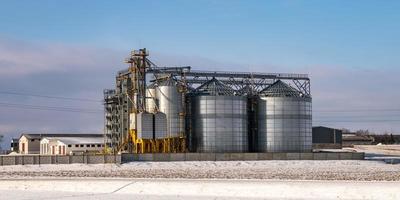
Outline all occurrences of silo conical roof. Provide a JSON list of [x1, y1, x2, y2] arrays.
[[193, 77, 235, 96], [260, 80, 301, 97], [157, 77, 177, 86]]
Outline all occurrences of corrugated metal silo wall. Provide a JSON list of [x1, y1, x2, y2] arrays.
[[145, 88, 157, 113], [258, 97, 312, 152], [191, 95, 249, 153], [156, 85, 184, 137]]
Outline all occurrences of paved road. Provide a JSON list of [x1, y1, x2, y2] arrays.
[[0, 178, 399, 200]]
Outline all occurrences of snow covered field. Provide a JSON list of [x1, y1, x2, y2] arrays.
[[1, 179, 399, 200], [1, 160, 399, 199], [0, 160, 399, 181], [353, 145, 400, 156]]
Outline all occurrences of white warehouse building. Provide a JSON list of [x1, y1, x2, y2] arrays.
[[40, 136, 104, 155], [17, 133, 104, 155]]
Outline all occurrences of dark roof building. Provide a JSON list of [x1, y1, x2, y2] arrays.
[[312, 126, 342, 149], [10, 138, 19, 152]]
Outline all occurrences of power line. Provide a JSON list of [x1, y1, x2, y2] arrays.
[[1, 90, 399, 111], [0, 91, 102, 102], [313, 119, 400, 123], [314, 115, 400, 118], [0, 102, 103, 114], [314, 109, 400, 113]]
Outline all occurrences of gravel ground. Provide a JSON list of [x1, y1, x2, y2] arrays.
[[0, 160, 399, 181]]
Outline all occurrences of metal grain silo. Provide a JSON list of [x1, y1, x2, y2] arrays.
[[156, 78, 184, 137], [190, 78, 248, 153], [145, 83, 157, 113], [258, 80, 312, 152]]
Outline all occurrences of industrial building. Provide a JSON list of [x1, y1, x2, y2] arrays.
[[104, 49, 312, 154], [40, 136, 104, 155], [19, 134, 42, 154], [10, 138, 19, 152], [18, 133, 103, 154], [342, 133, 374, 147], [312, 126, 342, 149]]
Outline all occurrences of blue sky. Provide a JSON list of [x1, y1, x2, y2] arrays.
[[0, 0, 400, 148], [2, 0, 400, 68]]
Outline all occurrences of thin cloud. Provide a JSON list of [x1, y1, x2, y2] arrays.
[[0, 36, 123, 76]]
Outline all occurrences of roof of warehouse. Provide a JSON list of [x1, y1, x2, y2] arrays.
[[313, 126, 343, 131], [260, 80, 301, 97], [43, 137, 104, 145], [192, 77, 236, 96], [20, 133, 103, 140]]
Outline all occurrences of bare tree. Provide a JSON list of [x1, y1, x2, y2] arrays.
[[355, 129, 370, 136], [341, 128, 351, 134]]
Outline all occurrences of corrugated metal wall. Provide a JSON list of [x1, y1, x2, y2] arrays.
[[191, 96, 248, 153]]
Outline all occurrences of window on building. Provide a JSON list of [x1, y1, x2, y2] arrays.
[[31, 139, 35, 142], [91, 144, 95, 147], [97, 144, 101, 147], [86, 144, 90, 147], [75, 144, 79, 147], [68, 145, 72, 147], [80, 144, 84, 147]]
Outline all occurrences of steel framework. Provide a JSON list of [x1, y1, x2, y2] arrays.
[[105, 49, 311, 153], [145, 67, 310, 97]]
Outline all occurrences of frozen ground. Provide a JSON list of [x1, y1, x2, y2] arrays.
[[0, 160, 399, 181], [1, 160, 399, 199], [352, 145, 400, 156], [1, 179, 399, 200]]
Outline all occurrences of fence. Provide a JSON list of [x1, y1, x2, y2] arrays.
[[0, 152, 364, 165], [0, 154, 121, 166], [121, 152, 365, 162]]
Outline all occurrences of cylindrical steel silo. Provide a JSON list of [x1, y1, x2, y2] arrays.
[[258, 80, 312, 152], [145, 83, 157, 113], [190, 78, 248, 153], [156, 78, 184, 137]]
